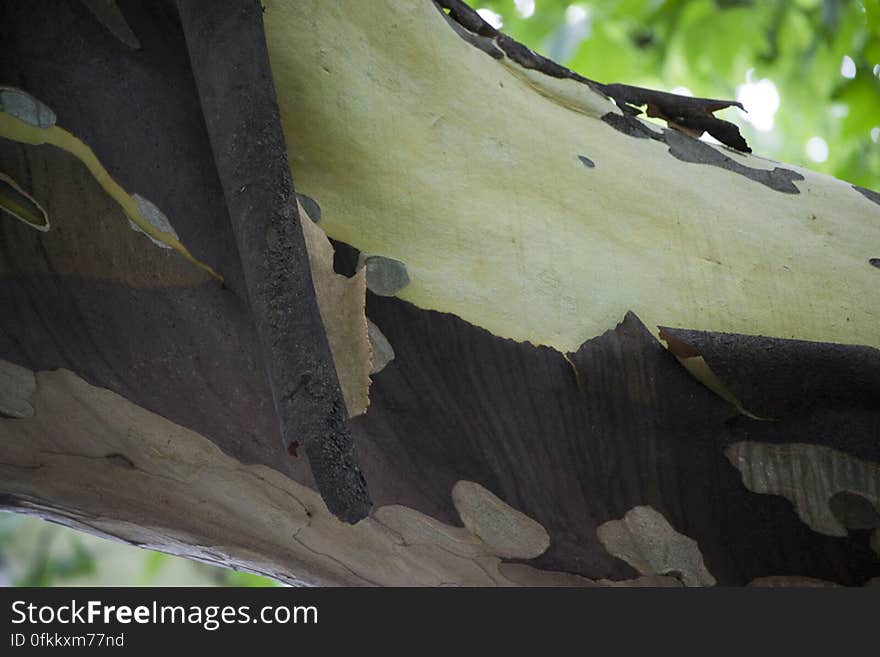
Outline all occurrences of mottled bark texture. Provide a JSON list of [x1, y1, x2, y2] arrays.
[[1, 1, 878, 585], [0, 0, 369, 523], [349, 291, 879, 584]]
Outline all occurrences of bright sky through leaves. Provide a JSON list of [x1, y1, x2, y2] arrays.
[[807, 136, 830, 162], [514, 0, 536, 19], [476, 7, 504, 28], [737, 71, 780, 132]]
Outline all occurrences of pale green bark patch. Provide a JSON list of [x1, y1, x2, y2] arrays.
[[0, 172, 49, 231], [264, 0, 880, 353]]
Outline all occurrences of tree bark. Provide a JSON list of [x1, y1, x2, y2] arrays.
[[0, 0, 878, 586]]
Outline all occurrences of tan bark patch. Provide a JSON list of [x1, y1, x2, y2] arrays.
[[725, 441, 880, 537], [597, 505, 716, 587], [299, 201, 371, 417], [451, 480, 550, 559]]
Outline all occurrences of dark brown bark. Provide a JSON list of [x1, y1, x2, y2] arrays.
[[348, 291, 879, 585]]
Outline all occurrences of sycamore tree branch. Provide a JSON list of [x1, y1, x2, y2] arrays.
[[1, 0, 878, 586]]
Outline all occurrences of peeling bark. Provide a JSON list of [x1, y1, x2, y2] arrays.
[[600, 113, 802, 192], [435, 0, 751, 151], [265, 0, 880, 353], [1, 0, 879, 586]]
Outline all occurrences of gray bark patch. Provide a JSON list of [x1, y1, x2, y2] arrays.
[[665, 129, 803, 194], [363, 255, 411, 296], [596, 505, 716, 587], [367, 319, 395, 375], [104, 452, 136, 469], [601, 112, 663, 139], [0, 87, 56, 129], [828, 491, 880, 530], [451, 480, 550, 559], [602, 112, 803, 194], [297, 193, 322, 223], [578, 155, 595, 168], [725, 441, 880, 537], [130, 194, 179, 248]]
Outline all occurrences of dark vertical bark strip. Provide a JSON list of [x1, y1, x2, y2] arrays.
[[175, 0, 370, 523]]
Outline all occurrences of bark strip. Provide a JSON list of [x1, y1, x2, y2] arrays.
[[176, 0, 370, 523]]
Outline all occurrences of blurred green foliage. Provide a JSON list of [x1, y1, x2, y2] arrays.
[[474, 0, 880, 189], [0, 513, 279, 587]]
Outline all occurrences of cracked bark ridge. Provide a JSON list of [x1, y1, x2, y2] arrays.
[[177, 0, 370, 523], [435, 0, 751, 152]]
